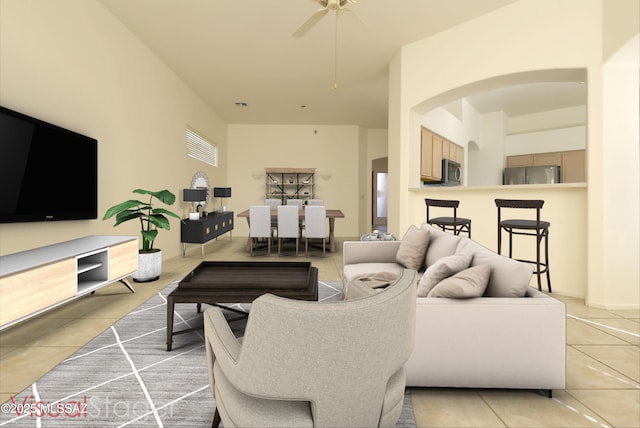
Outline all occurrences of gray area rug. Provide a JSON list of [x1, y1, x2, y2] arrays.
[[0, 279, 415, 427]]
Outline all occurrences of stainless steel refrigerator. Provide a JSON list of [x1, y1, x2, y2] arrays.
[[503, 166, 561, 185]]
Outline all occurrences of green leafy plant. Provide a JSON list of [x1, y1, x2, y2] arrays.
[[103, 189, 182, 253]]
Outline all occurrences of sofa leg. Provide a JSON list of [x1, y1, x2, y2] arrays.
[[212, 407, 221, 428], [538, 389, 553, 399]]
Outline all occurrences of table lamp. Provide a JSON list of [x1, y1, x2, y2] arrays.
[[213, 187, 232, 212], [183, 188, 207, 219]]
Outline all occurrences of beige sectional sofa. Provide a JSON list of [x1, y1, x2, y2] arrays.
[[343, 223, 566, 395]]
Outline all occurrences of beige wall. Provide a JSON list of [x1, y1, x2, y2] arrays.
[[227, 124, 362, 237], [389, 0, 639, 308], [0, 0, 228, 260]]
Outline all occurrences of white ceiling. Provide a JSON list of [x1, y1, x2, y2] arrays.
[[99, 0, 586, 129]]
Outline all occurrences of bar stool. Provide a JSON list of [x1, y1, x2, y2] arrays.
[[495, 199, 551, 292], [424, 198, 472, 237]]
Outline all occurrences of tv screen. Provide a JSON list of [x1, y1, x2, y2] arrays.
[[0, 106, 98, 223]]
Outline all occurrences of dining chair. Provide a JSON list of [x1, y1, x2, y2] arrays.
[[249, 205, 271, 256], [265, 199, 280, 209], [265, 199, 280, 234], [304, 205, 326, 256], [306, 199, 324, 206], [277, 205, 300, 255], [286, 199, 304, 208]]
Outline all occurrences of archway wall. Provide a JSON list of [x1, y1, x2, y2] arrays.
[[387, 0, 639, 308]]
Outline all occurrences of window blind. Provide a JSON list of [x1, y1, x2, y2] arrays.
[[186, 128, 217, 167]]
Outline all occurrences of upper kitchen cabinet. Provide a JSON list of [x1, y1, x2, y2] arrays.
[[561, 150, 586, 183], [421, 126, 464, 183], [507, 154, 534, 168], [505, 150, 586, 183], [534, 152, 563, 167]]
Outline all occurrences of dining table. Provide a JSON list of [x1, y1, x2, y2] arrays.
[[236, 208, 345, 253]]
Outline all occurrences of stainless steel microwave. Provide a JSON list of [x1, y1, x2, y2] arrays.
[[442, 159, 462, 185]]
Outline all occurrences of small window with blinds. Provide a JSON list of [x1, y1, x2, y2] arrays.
[[186, 128, 217, 167]]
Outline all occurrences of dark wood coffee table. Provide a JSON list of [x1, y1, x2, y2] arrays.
[[166, 261, 318, 350]]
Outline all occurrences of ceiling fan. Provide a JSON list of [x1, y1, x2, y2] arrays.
[[292, 0, 358, 38], [293, 0, 361, 89]]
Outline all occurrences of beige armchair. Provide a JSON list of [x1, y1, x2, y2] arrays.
[[204, 269, 417, 428]]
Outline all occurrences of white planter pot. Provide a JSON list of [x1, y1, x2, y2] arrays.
[[132, 250, 162, 282]]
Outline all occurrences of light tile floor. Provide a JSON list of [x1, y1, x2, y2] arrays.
[[1, 236, 638, 427]]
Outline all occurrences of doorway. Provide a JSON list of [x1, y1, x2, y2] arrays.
[[372, 157, 388, 232]]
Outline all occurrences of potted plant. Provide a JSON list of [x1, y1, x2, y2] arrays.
[[103, 189, 181, 282]]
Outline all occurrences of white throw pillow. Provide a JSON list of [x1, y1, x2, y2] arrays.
[[416, 253, 472, 297], [427, 264, 491, 298]]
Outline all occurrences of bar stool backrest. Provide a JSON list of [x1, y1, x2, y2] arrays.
[[495, 199, 544, 210], [425, 198, 460, 221], [495, 199, 545, 225]]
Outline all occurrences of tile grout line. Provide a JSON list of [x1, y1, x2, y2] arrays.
[[567, 314, 640, 338]]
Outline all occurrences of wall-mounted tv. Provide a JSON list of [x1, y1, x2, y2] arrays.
[[0, 106, 98, 223]]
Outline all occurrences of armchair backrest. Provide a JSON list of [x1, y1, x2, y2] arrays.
[[215, 269, 417, 427]]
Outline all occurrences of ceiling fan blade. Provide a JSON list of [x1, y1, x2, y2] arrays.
[[292, 8, 329, 37]]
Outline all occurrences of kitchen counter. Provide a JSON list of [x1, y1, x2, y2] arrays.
[[410, 182, 586, 193]]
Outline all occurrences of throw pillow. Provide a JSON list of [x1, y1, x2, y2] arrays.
[[456, 239, 533, 297], [427, 264, 492, 298], [395, 225, 431, 271], [421, 224, 461, 267], [416, 253, 472, 297]]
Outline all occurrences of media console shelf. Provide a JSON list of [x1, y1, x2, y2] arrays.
[[0, 235, 138, 330]]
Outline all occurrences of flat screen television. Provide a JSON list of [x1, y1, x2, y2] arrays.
[[0, 105, 98, 223]]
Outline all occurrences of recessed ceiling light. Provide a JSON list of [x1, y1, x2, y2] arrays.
[[234, 102, 248, 107]]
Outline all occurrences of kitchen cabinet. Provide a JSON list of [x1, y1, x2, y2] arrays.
[[534, 152, 562, 167], [506, 150, 586, 183], [421, 128, 438, 181], [507, 155, 534, 168], [561, 150, 586, 183], [421, 127, 464, 183], [454, 145, 464, 165]]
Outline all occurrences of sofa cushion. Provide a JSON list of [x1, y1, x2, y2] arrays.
[[427, 264, 491, 298], [416, 253, 472, 297], [420, 224, 461, 267], [395, 225, 431, 270], [455, 239, 533, 297]]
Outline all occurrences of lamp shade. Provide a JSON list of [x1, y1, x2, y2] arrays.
[[183, 188, 207, 202], [213, 187, 232, 198]]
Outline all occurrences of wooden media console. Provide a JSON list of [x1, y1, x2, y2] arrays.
[[0, 235, 138, 330]]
